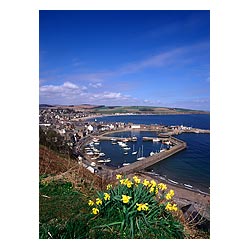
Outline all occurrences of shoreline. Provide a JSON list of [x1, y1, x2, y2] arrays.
[[83, 112, 210, 122], [141, 170, 210, 195], [133, 172, 210, 220]]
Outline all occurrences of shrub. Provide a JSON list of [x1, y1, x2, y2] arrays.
[[85, 175, 185, 239]]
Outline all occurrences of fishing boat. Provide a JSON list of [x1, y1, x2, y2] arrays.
[[123, 163, 130, 166], [137, 145, 146, 161], [123, 147, 131, 151], [131, 136, 137, 142], [132, 145, 137, 155], [153, 138, 160, 142], [150, 151, 155, 156], [118, 141, 127, 147], [97, 158, 111, 163]]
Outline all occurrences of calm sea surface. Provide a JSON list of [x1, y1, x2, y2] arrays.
[[88, 114, 210, 193]]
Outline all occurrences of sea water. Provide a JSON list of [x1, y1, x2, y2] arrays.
[[88, 114, 210, 193]]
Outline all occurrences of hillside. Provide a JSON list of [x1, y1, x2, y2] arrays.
[[39, 104, 209, 115], [92, 105, 208, 115], [39, 145, 209, 239], [39, 145, 103, 191]]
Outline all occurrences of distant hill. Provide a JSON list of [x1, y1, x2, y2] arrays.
[[91, 105, 209, 115], [39, 104, 209, 114], [39, 104, 55, 108]]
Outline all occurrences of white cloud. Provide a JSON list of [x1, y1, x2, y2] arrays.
[[63, 81, 79, 89], [39, 81, 87, 102], [88, 82, 102, 88], [91, 91, 129, 101], [39, 82, 136, 106]]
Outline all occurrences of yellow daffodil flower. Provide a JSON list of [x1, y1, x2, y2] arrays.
[[126, 180, 133, 188], [165, 189, 175, 200], [150, 180, 157, 187], [92, 207, 99, 215], [165, 203, 172, 211], [149, 186, 155, 193], [165, 193, 172, 200], [106, 184, 112, 190], [169, 189, 175, 196], [88, 200, 94, 206], [96, 198, 102, 205], [143, 179, 150, 187], [158, 183, 167, 191], [104, 193, 110, 201], [133, 176, 141, 184], [121, 195, 132, 204], [120, 178, 128, 185], [116, 174, 122, 180], [136, 203, 149, 211], [172, 204, 178, 211]]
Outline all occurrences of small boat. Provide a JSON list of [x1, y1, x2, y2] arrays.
[[150, 151, 155, 156], [124, 152, 128, 155], [153, 138, 160, 142], [86, 151, 94, 155], [168, 179, 178, 184], [97, 158, 111, 163], [99, 152, 105, 157], [137, 156, 146, 161], [184, 184, 193, 188], [118, 142, 127, 147], [123, 147, 130, 150], [123, 163, 130, 166], [131, 136, 137, 142], [132, 145, 137, 155], [137, 145, 146, 161]]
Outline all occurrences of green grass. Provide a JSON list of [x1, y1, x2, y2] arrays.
[[39, 180, 93, 239]]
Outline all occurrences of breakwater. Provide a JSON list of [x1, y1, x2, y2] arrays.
[[113, 137, 187, 175]]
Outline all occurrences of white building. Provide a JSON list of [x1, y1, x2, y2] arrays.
[[87, 124, 94, 132], [131, 124, 141, 129]]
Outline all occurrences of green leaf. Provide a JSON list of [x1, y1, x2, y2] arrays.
[[130, 217, 134, 239], [92, 221, 122, 229]]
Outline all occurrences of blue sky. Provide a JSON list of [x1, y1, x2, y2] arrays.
[[39, 10, 210, 111]]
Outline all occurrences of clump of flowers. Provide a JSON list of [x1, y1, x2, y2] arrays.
[[86, 175, 182, 238]]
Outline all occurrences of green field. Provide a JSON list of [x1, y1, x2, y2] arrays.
[[90, 105, 205, 115]]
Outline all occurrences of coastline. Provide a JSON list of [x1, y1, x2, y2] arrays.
[[132, 172, 210, 220], [83, 112, 210, 122]]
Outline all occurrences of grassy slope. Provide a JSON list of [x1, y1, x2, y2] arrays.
[[39, 145, 103, 238], [39, 145, 209, 239]]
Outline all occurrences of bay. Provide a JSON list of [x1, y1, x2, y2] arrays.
[[88, 114, 210, 193]]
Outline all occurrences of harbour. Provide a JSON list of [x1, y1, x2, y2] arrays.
[[75, 114, 210, 193]]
